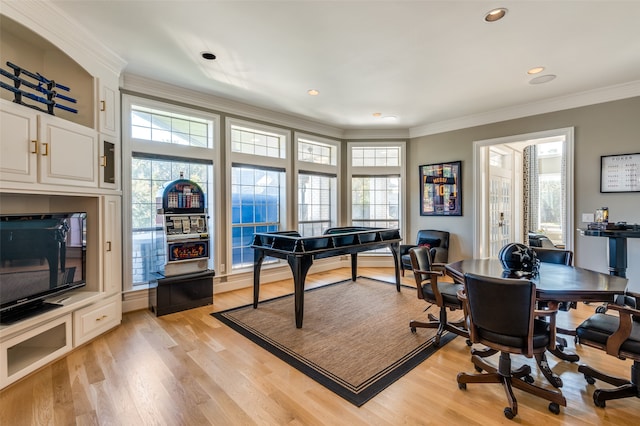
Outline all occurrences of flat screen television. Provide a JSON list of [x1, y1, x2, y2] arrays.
[[0, 212, 87, 324]]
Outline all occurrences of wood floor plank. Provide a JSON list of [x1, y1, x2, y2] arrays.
[[1, 267, 637, 425]]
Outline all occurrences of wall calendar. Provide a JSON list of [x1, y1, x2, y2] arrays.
[[600, 153, 640, 193]]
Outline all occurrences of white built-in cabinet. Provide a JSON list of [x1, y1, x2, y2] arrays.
[[102, 195, 122, 296], [0, 2, 126, 389], [98, 79, 119, 138], [0, 100, 99, 187]]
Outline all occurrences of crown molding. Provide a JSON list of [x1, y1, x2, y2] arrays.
[[410, 80, 640, 138], [2, 0, 127, 76], [342, 128, 409, 140], [122, 73, 345, 139]]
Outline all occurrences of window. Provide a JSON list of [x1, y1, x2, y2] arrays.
[[533, 141, 565, 245], [228, 120, 290, 270], [295, 135, 339, 236], [131, 106, 212, 148], [347, 142, 405, 243], [231, 166, 284, 268], [131, 157, 212, 285], [123, 96, 218, 290]]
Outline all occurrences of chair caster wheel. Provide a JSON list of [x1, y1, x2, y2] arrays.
[[557, 344, 565, 352], [557, 337, 568, 347], [595, 305, 607, 314], [549, 402, 560, 415], [504, 407, 515, 419], [593, 391, 606, 408], [466, 339, 472, 346], [410, 327, 416, 334], [524, 375, 534, 384], [458, 382, 466, 390], [584, 374, 596, 385]]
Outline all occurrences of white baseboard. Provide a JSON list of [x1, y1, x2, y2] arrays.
[[122, 256, 397, 313]]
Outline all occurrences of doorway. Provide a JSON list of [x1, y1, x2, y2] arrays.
[[473, 128, 574, 259]]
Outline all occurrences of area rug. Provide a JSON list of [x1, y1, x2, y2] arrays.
[[212, 276, 456, 406]]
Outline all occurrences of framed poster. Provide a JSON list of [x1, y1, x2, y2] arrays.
[[419, 161, 462, 216], [600, 153, 640, 193]]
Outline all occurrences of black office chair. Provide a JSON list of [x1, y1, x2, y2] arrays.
[[399, 230, 449, 276], [408, 246, 469, 347], [531, 247, 577, 348], [576, 290, 640, 407], [456, 272, 566, 419]]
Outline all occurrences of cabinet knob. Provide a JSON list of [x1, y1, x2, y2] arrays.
[[100, 100, 106, 111], [31, 140, 39, 154]]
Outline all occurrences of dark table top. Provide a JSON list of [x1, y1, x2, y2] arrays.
[[579, 227, 640, 238], [445, 259, 628, 303]]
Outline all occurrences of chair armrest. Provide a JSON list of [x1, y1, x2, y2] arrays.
[[603, 303, 640, 357], [412, 268, 443, 278], [535, 304, 559, 350]]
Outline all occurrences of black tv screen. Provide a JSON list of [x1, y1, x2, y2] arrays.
[[0, 212, 87, 323]]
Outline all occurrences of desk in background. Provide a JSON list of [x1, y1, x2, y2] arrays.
[[579, 226, 640, 278]]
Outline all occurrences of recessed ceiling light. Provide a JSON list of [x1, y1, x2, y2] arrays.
[[484, 8, 508, 22], [382, 116, 397, 122], [528, 67, 545, 75], [529, 74, 557, 85], [307, 89, 319, 96], [372, 112, 382, 117], [201, 52, 216, 60]]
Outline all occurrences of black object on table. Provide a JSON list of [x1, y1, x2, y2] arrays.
[[251, 227, 402, 328]]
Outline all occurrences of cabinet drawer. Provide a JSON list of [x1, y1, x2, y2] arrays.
[[73, 294, 121, 346]]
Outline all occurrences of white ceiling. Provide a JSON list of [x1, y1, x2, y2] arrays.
[[49, 0, 640, 132]]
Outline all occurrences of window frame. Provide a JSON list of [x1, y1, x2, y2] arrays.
[[226, 117, 291, 272], [294, 133, 341, 235], [122, 94, 221, 291], [346, 141, 406, 246]]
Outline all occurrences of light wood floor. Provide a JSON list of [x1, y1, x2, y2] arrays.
[[1, 267, 637, 425]]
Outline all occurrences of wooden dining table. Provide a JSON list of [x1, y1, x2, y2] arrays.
[[445, 258, 629, 388]]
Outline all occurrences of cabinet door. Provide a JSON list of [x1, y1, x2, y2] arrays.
[[103, 195, 122, 295], [39, 115, 99, 187], [99, 138, 118, 189], [0, 100, 38, 184], [98, 79, 118, 137]]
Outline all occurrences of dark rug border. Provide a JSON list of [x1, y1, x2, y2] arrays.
[[212, 276, 456, 406]]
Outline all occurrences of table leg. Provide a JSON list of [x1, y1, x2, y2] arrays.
[[608, 237, 627, 278], [350, 253, 357, 281], [287, 255, 314, 328], [252, 250, 265, 308], [390, 242, 401, 292]]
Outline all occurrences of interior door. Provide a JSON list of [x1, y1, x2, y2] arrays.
[[488, 147, 513, 257]]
